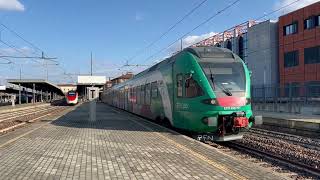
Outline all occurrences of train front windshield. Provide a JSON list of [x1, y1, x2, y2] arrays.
[[68, 92, 76, 96], [200, 61, 246, 96]]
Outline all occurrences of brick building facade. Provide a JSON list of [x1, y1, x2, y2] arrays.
[[279, 2, 320, 87]]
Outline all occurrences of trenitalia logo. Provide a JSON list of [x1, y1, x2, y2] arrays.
[[223, 107, 240, 110]]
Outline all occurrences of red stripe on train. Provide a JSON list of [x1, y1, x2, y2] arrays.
[[67, 96, 77, 101], [216, 97, 246, 107]]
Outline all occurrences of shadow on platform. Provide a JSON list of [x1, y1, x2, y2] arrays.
[[50, 102, 174, 134]]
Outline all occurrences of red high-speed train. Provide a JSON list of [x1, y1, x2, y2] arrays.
[[66, 91, 78, 105]]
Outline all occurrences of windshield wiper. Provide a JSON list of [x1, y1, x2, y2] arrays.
[[219, 83, 232, 96], [208, 67, 232, 96], [208, 67, 215, 90]]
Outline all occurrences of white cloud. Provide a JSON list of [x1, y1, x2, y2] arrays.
[[274, 0, 319, 14], [169, 31, 217, 53], [0, 0, 24, 11]]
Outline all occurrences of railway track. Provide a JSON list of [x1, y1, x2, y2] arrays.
[[0, 106, 60, 123], [249, 128, 320, 151], [198, 128, 320, 179], [0, 104, 71, 133], [224, 141, 320, 178]]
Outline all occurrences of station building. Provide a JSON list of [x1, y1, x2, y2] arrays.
[[104, 72, 134, 91], [279, 2, 320, 88], [58, 84, 77, 94], [247, 20, 279, 88], [193, 20, 280, 89], [77, 76, 106, 100]]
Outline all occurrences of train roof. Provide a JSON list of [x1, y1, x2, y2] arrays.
[[112, 47, 238, 89], [134, 47, 235, 77], [185, 46, 234, 59]]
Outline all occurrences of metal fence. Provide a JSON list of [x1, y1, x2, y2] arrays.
[[252, 84, 320, 114]]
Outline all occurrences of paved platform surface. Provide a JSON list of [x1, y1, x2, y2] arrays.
[[0, 102, 287, 180]]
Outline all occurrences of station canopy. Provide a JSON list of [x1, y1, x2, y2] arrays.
[[7, 79, 64, 96]]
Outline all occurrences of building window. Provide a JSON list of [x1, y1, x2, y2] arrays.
[[316, 15, 320, 26], [283, 22, 298, 36], [305, 46, 320, 64], [185, 74, 203, 98], [177, 74, 183, 97], [304, 17, 315, 29], [307, 81, 320, 97], [284, 51, 299, 68]]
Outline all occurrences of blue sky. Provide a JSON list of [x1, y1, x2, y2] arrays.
[[0, 0, 317, 84]]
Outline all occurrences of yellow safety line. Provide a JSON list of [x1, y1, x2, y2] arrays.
[[126, 113, 247, 180]]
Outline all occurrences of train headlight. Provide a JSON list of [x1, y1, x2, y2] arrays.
[[202, 117, 217, 126], [202, 98, 218, 105]]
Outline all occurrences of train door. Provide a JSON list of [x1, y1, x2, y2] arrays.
[[173, 59, 188, 129], [124, 87, 128, 111], [173, 55, 204, 129]]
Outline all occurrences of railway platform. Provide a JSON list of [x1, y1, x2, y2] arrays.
[[0, 102, 288, 180], [255, 110, 320, 136]]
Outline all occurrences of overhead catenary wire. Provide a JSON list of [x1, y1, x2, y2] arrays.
[[0, 22, 67, 82], [124, 0, 209, 65], [118, 0, 241, 76], [0, 23, 43, 53], [190, 0, 303, 49], [142, 0, 241, 64], [254, 0, 302, 21], [0, 39, 42, 64], [124, 0, 304, 76]]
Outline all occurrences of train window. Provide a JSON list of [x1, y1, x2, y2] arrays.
[[141, 85, 145, 105], [145, 83, 151, 105], [151, 81, 158, 98], [177, 74, 183, 97], [185, 74, 203, 98], [132, 87, 136, 104], [136, 86, 140, 104]]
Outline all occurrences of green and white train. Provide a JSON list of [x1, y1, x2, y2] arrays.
[[102, 47, 262, 141]]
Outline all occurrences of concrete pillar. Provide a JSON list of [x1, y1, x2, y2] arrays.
[[18, 83, 21, 105], [11, 95, 15, 107], [33, 83, 35, 104]]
